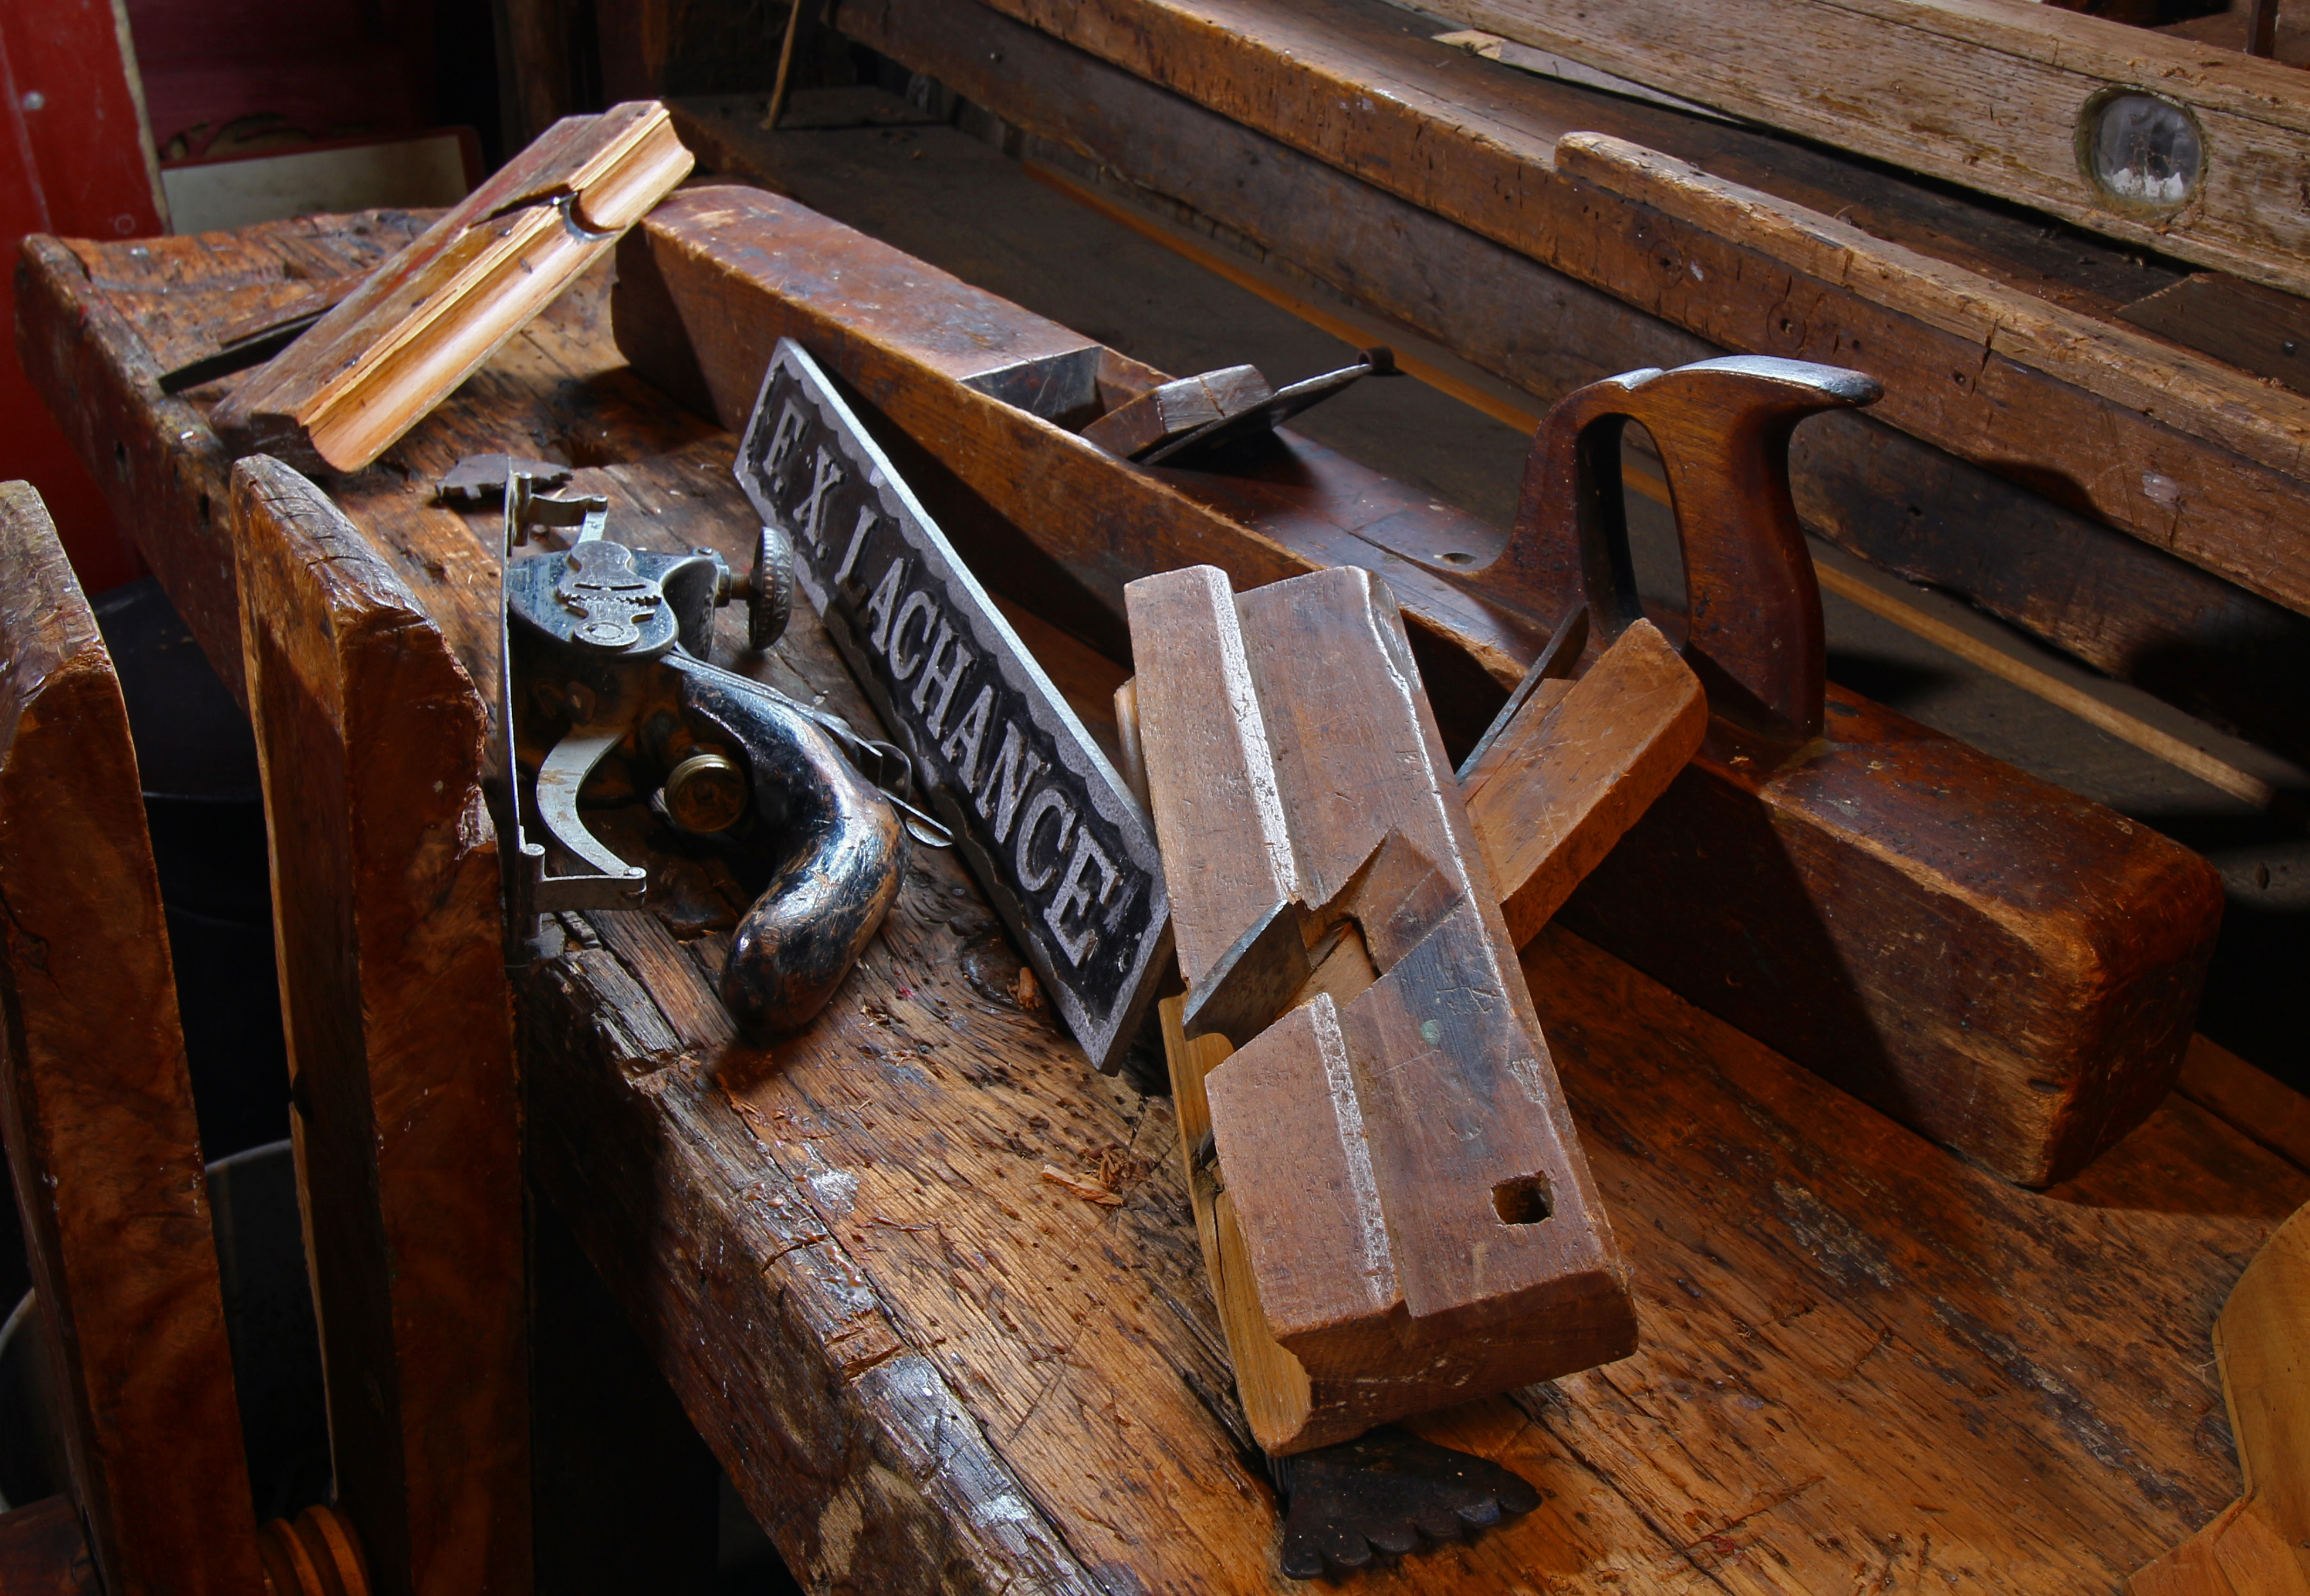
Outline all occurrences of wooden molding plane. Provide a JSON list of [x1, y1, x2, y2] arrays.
[[232, 458, 530, 1596], [0, 482, 269, 1595], [1127, 563, 1637, 1454], [612, 187, 2223, 1186], [2130, 1201, 2310, 1596], [1413, 0, 2310, 299], [209, 101, 692, 474]]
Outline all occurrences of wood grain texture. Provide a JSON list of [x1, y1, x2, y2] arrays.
[[2119, 271, 2310, 397], [232, 459, 528, 1596], [1462, 619, 1704, 948], [21, 204, 2310, 1593], [209, 103, 692, 472], [834, 0, 2310, 767], [885, 0, 2310, 623], [1413, 0, 2310, 297], [0, 483, 266, 1596]]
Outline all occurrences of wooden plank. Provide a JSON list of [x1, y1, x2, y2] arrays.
[[827, 0, 2310, 766], [876, 0, 2310, 625], [22, 202, 2310, 1595], [1462, 618, 1706, 948], [1127, 562, 1634, 1452], [0, 483, 266, 1596], [209, 102, 693, 472], [1413, 0, 2310, 298], [610, 185, 1543, 752], [232, 458, 529, 1596]]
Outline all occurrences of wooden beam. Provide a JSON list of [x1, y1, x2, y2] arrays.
[[1416, 0, 2310, 299], [210, 102, 693, 473], [0, 483, 267, 1596], [232, 458, 530, 1596], [848, 0, 2310, 627], [1462, 619, 1706, 946], [833, 0, 2310, 768]]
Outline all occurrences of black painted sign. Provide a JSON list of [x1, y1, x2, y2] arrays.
[[735, 339, 1170, 1073]]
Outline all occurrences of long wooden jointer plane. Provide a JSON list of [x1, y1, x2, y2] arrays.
[[613, 184, 2223, 1190]]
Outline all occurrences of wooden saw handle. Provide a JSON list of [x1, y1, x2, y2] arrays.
[[1488, 356, 1879, 742]]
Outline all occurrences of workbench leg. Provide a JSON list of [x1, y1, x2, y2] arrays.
[[233, 457, 531, 1596]]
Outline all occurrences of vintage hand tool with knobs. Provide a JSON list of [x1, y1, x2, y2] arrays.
[[606, 186, 2226, 1186], [498, 468, 910, 1036], [1127, 560, 1639, 1457]]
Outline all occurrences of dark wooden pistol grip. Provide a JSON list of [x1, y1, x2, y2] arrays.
[[1500, 356, 1879, 741], [670, 656, 905, 1036]]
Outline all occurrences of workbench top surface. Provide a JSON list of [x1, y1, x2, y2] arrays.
[[20, 208, 2308, 1595]]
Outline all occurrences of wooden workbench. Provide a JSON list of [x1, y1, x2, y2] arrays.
[[18, 205, 2309, 1594]]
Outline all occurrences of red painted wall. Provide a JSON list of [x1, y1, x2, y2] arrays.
[[1, 0, 167, 593]]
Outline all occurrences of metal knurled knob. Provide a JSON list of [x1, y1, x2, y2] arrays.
[[749, 523, 795, 651]]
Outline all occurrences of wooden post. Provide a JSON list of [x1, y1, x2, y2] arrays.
[[1128, 562, 1636, 1454], [232, 458, 530, 1596], [0, 482, 268, 1596]]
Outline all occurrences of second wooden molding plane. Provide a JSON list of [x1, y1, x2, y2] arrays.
[[209, 100, 692, 474]]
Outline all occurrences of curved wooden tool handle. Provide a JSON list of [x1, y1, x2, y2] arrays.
[[671, 656, 905, 1036], [1500, 356, 1879, 742]]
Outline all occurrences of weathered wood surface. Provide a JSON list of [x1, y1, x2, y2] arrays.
[[16, 207, 2310, 1592], [210, 102, 693, 473], [835, 0, 2310, 631], [232, 458, 529, 1596], [0, 483, 267, 1596], [1415, 0, 2310, 296], [1127, 563, 1634, 1452], [829, 0, 2310, 770]]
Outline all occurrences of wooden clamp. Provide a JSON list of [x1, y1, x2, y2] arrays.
[[0, 483, 268, 1594], [211, 102, 692, 473], [1127, 562, 1638, 1454], [233, 459, 529, 1596]]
